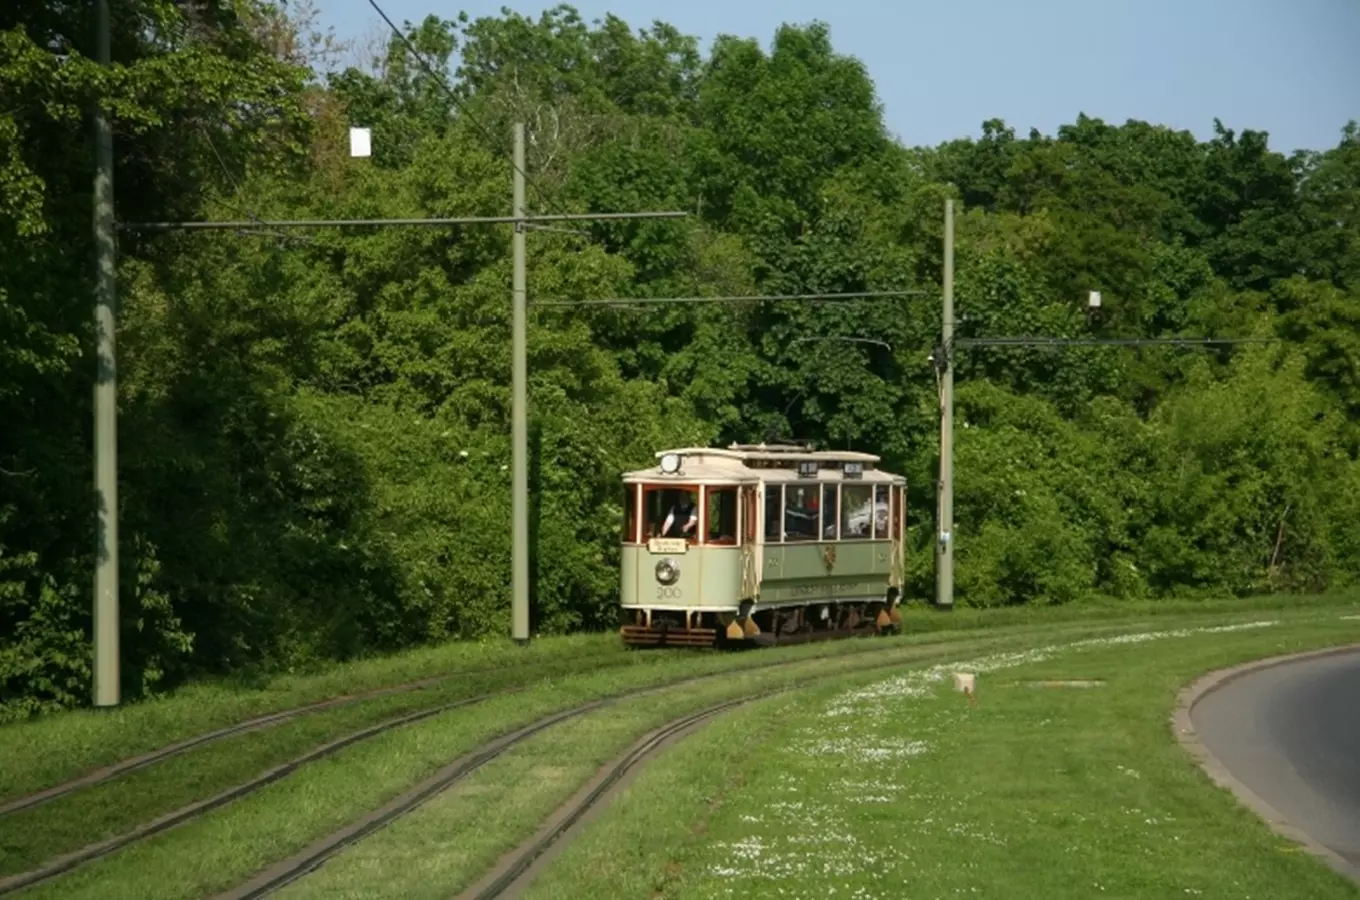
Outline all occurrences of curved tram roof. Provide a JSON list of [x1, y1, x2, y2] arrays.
[[621, 442, 905, 486]]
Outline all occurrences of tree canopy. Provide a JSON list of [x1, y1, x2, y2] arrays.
[[2, 0, 1357, 720]]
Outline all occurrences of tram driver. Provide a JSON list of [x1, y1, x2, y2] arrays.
[[660, 492, 699, 540]]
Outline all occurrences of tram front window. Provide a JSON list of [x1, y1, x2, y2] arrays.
[[644, 487, 699, 541], [707, 486, 738, 545]]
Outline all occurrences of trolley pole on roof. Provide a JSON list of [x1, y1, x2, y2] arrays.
[[936, 198, 955, 610], [511, 124, 530, 645], [93, 0, 121, 706]]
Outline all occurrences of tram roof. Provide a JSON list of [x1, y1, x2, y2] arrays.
[[620, 444, 903, 485]]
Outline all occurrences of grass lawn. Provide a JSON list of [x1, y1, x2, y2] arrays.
[[0, 633, 634, 803], [4, 591, 1352, 808], [3, 599, 1356, 899], [522, 612, 1360, 900], [12, 625, 1060, 900], [267, 628, 1087, 900], [10, 616, 1251, 900]]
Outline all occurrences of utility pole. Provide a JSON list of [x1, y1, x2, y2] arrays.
[[93, 0, 120, 705], [121, 126, 687, 652], [511, 123, 530, 645], [936, 198, 954, 610]]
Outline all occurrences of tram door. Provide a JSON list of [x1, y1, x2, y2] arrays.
[[741, 485, 760, 597]]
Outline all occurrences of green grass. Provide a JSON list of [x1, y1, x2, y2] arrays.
[[5, 590, 1353, 808], [5, 600, 1357, 898], [14, 619, 1195, 900], [0, 633, 632, 803], [0, 622, 1128, 882], [522, 612, 1360, 899], [267, 631, 1053, 900], [0, 653, 629, 878], [892, 590, 1358, 635]]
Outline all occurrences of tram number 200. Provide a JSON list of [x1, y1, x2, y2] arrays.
[[655, 586, 682, 600]]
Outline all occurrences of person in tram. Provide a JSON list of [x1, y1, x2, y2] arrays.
[[660, 492, 699, 540]]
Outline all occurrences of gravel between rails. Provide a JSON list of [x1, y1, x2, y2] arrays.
[[210, 637, 975, 900], [0, 654, 634, 819]]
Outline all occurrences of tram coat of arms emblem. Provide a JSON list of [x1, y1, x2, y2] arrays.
[[821, 543, 837, 573]]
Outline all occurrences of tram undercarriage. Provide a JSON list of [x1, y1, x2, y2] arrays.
[[620, 593, 904, 649]]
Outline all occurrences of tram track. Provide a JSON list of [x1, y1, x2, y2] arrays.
[[1, 626, 880, 822], [1, 620, 1155, 898], [206, 635, 988, 900], [0, 635, 893, 896], [0, 652, 637, 819], [459, 696, 756, 900], [0, 690, 517, 897]]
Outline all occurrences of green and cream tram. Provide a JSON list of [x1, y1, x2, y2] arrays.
[[619, 443, 907, 647]]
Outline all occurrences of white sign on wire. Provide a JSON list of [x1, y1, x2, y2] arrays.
[[349, 127, 372, 158]]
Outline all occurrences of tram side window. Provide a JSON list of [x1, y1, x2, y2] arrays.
[[707, 487, 738, 545], [644, 486, 699, 541], [743, 486, 758, 543], [784, 484, 819, 542], [764, 486, 782, 542], [821, 484, 840, 539], [839, 483, 873, 538], [873, 484, 890, 539], [624, 485, 639, 544], [893, 485, 904, 540]]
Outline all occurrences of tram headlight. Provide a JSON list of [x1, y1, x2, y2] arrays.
[[655, 558, 680, 585]]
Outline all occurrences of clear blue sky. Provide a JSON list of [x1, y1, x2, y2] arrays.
[[318, 0, 1358, 154]]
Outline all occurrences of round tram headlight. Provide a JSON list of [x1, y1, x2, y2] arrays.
[[655, 558, 680, 585]]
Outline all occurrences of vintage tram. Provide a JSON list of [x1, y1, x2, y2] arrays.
[[619, 443, 907, 647]]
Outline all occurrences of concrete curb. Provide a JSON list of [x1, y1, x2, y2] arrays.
[[1171, 642, 1360, 886]]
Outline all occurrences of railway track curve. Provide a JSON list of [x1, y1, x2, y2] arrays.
[[208, 637, 975, 900], [0, 690, 517, 896], [460, 695, 756, 900], [0, 652, 637, 819]]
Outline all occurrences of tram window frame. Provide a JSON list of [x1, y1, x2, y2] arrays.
[[839, 482, 874, 539], [872, 484, 891, 540], [705, 485, 740, 546], [641, 484, 701, 543], [763, 485, 782, 543], [742, 485, 758, 543], [893, 485, 904, 541], [783, 482, 819, 542], [821, 484, 840, 540], [623, 483, 641, 544]]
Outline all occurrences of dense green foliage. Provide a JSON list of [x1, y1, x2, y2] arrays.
[[2, 1, 1357, 720]]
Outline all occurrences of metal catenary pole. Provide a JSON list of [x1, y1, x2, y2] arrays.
[[511, 124, 530, 644], [93, 0, 120, 707], [102, 124, 686, 684], [932, 190, 1279, 616], [937, 198, 955, 611]]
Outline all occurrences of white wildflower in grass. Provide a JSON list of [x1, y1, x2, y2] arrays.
[[798, 735, 930, 763], [698, 619, 1286, 896]]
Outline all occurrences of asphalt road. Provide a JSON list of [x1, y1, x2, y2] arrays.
[[1191, 648, 1360, 878]]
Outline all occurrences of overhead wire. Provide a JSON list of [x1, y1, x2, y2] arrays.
[[363, 0, 578, 223], [368, 0, 926, 325]]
